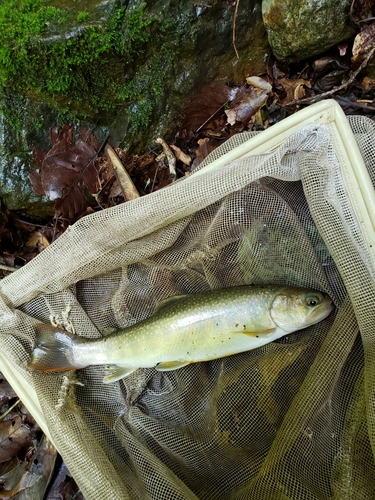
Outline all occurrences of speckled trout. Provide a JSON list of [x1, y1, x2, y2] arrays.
[[29, 285, 333, 383]]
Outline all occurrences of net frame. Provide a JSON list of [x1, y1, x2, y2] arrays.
[[0, 100, 373, 498]]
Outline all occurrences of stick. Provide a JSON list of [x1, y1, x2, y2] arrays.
[[0, 399, 20, 420], [0, 264, 17, 272], [105, 145, 140, 201], [283, 42, 375, 108], [155, 138, 177, 179], [232, 0, 240, 59]]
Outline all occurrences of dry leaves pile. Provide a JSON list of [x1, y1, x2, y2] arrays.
[[0, 375, 82, 499]]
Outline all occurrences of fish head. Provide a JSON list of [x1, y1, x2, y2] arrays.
[[269, 287, 333, 333]]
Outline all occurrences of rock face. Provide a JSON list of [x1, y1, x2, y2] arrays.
[[0, 0, 269, 213], [262, 0, 356, 62]]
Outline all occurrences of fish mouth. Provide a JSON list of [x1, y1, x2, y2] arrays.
[[307, 301, 333, 325]]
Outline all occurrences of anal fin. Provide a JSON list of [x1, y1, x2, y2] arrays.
[[156, 360, 191, 372], [103, 365, 138, 383]]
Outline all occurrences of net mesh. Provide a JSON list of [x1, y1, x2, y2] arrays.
[[0, 110, 374, 499]]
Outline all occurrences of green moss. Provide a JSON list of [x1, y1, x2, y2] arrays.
[[77, 10, 89, 23], [0, 1, 160, 123], [117, 44, 176, 136]]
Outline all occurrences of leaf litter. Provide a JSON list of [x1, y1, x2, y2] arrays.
[[2, 1, 375, 495]]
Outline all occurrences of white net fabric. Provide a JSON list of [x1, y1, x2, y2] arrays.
[[0, 103, 374, 499]]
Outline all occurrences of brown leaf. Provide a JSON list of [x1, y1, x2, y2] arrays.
[[312, 55, 350, 92], [28, 171, 44, 197], [0, 417, 32, 464], [45, 462, 83, 500], [225, 86, 269, 126], [352, 22, 375, 65], [29, 126, 103, 223], [0, 378, 17, 409], [175, 83, 232, 139], [0, 457, 27, 497], [26, 231, 50, 251], [194, 138, 220, 167], [278, 78, 312, 104]]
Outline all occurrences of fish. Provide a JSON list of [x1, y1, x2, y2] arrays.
[[28, 285, 333, 383]]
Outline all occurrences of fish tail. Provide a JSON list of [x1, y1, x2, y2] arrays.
[[29, 324, 86, 372]]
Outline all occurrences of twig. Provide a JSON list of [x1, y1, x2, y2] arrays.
[[150, 165, 159, 193], [13, 217, 47, 229], [0, 399, 20, 420], [52, 215, 59, 243], [232, 0, 240, 59], [0, 264, 17, 272], [349, 0, 360, 28], [283, 42, 375, 108], [81, 133, 109, 176], [169, 144, 192, 167], [155, 138, 177, 179], [105, 145, 140, 201], [195, 101, 229, 133]]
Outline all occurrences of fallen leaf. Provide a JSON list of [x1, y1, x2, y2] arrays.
[[0, 417, 32, 465], [0, 379, 17, 410], [0, 458, 27, 497], [278, 78, 312, 104], [352, 22, 375, 65], [108, 179, 123, 199], [193, 137, 220, 167], [45, 462, 84, 500], [245, 76, 272, 92], [175, 83, 232, 139], [30, 126, 103, 223], [312, 55, 350, 92], [25, 231, 50, 250], [361, 76, 375, 90], [225, 86, 269, 126]]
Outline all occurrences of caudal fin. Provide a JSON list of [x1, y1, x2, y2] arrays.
[[29, 324, 85, 372]]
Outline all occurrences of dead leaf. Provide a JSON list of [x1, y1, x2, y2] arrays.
[[225, 86, 269, 126], [0, 417, 32, 465], [108, 179, 123, 199], [352, 22, 375, 65], [0, 458, 27, 497], [30, 126, 103, 223], [193, 137, 220, 167], [361, 76, 375, 90], [25, 231, 50, 251], [45, 462, 83, 500], [278, 78, 312, 104], [0, 379, 17, 409], [175, 83, 232, 139], [312, 55, 350, 92]]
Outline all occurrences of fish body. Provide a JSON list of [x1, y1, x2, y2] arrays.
[[29, 285, 333, 383]]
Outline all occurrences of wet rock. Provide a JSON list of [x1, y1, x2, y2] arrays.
[[0, 98, 108, 216], [262, 0, 356, 62], [0, 0, 268, 213]]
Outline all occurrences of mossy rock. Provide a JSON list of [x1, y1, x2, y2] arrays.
[[262, 0, 356, 62], [0, 0, 269, 213]]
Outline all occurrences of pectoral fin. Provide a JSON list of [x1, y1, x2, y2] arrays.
[[103, 365, 138, 383], [239, 328, 276, 337], [102, 327, 118, 336], [156, 360, 191, 372]]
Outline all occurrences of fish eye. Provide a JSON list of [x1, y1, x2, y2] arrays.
[[306, 295, 320, 307]]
